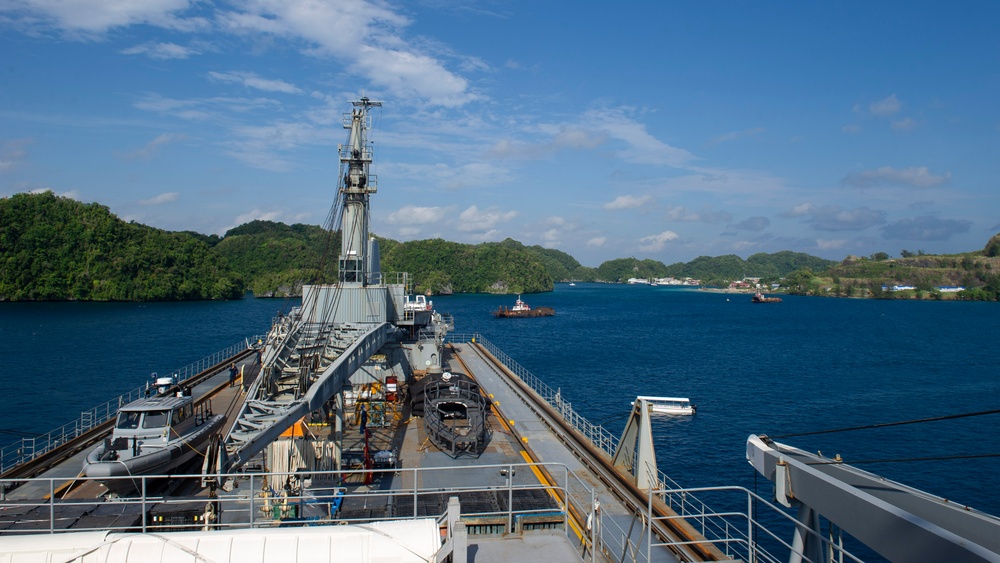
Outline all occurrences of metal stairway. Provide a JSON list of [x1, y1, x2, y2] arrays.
[[219, 320, 394, 472]]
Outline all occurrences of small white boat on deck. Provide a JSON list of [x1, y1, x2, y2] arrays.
[[81, 392, 224, 494], [632, 396, 697, 415]]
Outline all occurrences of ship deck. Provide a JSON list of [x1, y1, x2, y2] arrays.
[[1, 338, 738, 562]]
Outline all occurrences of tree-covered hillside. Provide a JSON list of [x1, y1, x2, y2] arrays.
[[661, 251, 837, 283], [212, 220, 338, 297], [211, 227, 556, 295], [497, 238, 586, 282], [593, 258, 670, 283], [381, 238, 552, 294], [9, 191, 994, 302], [785, 245, 1000, 300], [581, 251, 836, 284], [0, 192, 243, 301]]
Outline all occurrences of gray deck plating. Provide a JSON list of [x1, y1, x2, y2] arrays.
[[451, 343, 679, 563]]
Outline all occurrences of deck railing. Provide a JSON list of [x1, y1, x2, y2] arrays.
[[0, 463, 581, 537], [647, 485, 864, 563], [0, 465, 846, 563], [0, 337, 263, 475]]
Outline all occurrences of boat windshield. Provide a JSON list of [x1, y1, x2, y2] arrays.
[[116, 411, 141, 430], [142, 410, 171, 429]]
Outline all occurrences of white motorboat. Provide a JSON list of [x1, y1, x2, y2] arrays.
[[632, 396, 696, 416], [81, 392, 224, 494]]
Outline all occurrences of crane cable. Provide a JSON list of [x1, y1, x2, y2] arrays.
[[806, 452, 1000, 466], [771, 407, 1000, 439]]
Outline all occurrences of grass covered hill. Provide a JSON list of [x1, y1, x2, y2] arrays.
[[0, 192, 243, 301]]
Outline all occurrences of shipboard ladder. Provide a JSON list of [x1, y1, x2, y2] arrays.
[[215, 321, 393, 475]]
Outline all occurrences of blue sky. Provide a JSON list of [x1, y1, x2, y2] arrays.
[[1, 1, 998, 267]]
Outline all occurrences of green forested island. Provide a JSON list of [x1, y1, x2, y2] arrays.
[[1, 192, 244, 301], [2, 192, 999, 301]]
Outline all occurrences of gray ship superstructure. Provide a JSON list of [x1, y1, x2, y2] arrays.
[[215, 97, 450, 479]]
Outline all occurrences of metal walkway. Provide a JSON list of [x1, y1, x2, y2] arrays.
[[221, 322, 393, 472]]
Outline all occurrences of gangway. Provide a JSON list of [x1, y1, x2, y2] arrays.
[[218, 322, 394, 473]]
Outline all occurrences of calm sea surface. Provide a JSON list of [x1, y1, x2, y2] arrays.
[[2, 284, 999, 519]]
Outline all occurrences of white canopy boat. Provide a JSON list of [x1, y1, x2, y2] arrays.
[[81, 392, 224, 494], [632, 396, 696, 415]]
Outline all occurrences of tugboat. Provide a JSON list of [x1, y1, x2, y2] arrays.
[[81, 390, 224, 495], [751, 292, 782, 303], [493, 295, 555, 318]]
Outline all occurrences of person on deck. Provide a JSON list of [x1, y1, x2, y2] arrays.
[[229, 363, 238, 388]]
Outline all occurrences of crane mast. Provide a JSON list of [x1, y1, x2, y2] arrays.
[[338, 97, 381, 285]]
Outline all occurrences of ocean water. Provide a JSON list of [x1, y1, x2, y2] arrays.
[[434, 283, 1000, 518], [2, 284, 999, 521]]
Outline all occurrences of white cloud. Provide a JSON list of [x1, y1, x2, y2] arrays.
[[891, 117, 917, 131], [457, 205, 516, 232], [0, 138, 32, 172], [208, 71, 302, 94], [842, 166, 950, 188], [4, 0, 208, 35], [664, 205, 732, 224], [869, 94, 901, 116], [230, 208, 285, 231], [139, 192, 180, 205], [842, 124, 861, 134], [785, 202, 814, 217], [541, 228, 561, 246], [122, 133, 185, 160], [794, 205, 887, 232], [815, 239, 848, 251], [386, 205, 447, 224], [604, 194, 654, 210], [583, 106, 695, 167], [218, 1, 475, 107], [121, 42, 197, 60], [881, 216, 972, 241], [489, 126, 605, 160], [7, 0, 473, 107], [390, 161, 512, 190], [29, 187, 79, 199], [708, 127, 764, 145], [731, 216, 770, 232], [223, 121, 334, 171], [587, 237, 607, 247], [637, 230, 679, 252]]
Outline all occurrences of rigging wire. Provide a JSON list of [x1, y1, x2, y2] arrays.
[[806, 452, 1000, 466], [0, 428, 39, 438], [771, 407, 1000, 439]]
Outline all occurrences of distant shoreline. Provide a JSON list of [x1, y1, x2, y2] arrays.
[[698, 287, 766, 294]]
